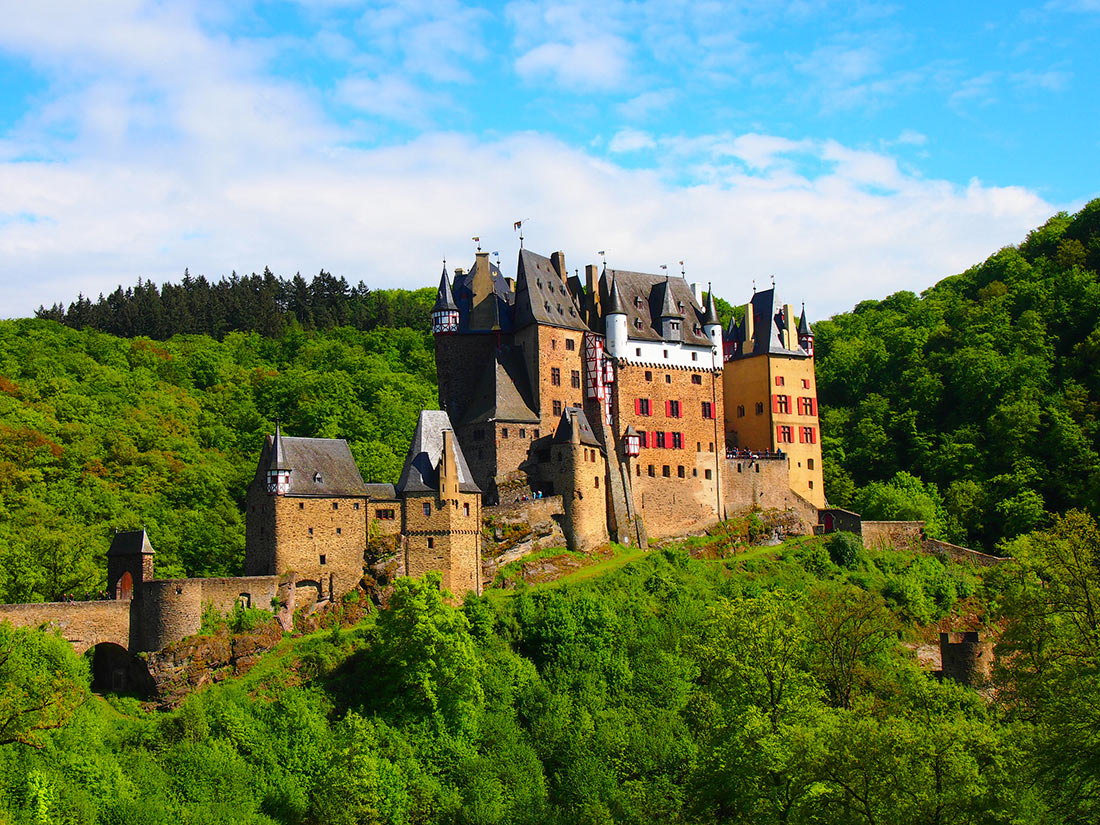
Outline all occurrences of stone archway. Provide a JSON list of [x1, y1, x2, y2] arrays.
[[89, 642, 153, 695]]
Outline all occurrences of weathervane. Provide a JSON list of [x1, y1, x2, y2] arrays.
[[513, 219, 527, 249], [472, 236, 481, 252], [679, 260, 685, 277], [598, 250, 606, 269]]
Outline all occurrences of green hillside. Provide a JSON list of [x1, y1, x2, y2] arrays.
[[816, 199, 1100, 551], [2, 522, 1096, 824]]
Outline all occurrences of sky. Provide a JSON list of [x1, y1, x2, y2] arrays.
[[0, 1, 1098, 321]]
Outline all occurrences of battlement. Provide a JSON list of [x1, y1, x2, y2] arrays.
[[939, 631, 994, 687]]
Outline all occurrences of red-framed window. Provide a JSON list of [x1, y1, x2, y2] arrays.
[[701, 401, 714, 419], [654, 432, 666, 448], [777, 425, 794, 443], [636, 398, 652, 416], [666, 399, 681, 418], [671, 432, 683, 449], [800, 426, 817, 444], [775, 376, 785, 386], [773, 394, 791, 414]]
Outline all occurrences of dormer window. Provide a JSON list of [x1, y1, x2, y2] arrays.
[[634, 296, 644, 309], [634, 318, 643, 329], [313, 472, 323, 483], [677, 301, 684, 312], [693, 324, 701, 335]]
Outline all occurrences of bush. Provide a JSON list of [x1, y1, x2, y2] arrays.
[[827, 532, 863, 569]]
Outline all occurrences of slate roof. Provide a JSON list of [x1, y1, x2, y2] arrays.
[[433, 267, 458, 312], [460, 347, 540, 425], [107, 529, 155, 557], [363, 482, 398, 500], [599, 268, 711, 346], [798, 305, 812, 336], [730, 288, 808, 358], [396, 410, 481, 494], [514, 249, 589, 331], [254, 434, 369, 496], [703, 287, 720, 326], [552, 406, 603, 449]]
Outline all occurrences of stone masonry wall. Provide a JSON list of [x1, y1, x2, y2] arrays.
[[402, 491, 481, 597], [0, 600, 131, 654], [723, 456, 818, 532], [271, 495, 367, 602], [553, 441, 609, 551], [613, 362, 724, 538]]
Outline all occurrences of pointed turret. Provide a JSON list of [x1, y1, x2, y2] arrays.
[[798, 303, 814, 356], [603, 274, 628, 357], [266, 423, 292, 495], [431, 266, 460, 333], [702, 282, 723, 352]]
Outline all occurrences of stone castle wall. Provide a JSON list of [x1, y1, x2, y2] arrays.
[[402, 491, 481, 597], [862, 521, 925, 551], [940, 631, 994, 686], [0, 600, 131, 654], [553, 440, 608, 552], [723, 456, 818, 531]]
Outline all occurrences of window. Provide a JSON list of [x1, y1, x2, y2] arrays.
[[663, 349, 669, 359], [678, 465, 685, 478], [697, 442, 702, 452], [662, 465, 671, 477], [709, 442, 714, 451], [807, 458, 815, 470], [427, 537, 434, 548], [665, 374, 671, 383], [693, 468, 698, 476], [802, 398, 816, 416], [423, 502, 431, 516], [299, 502, 304, 509], [637, 465, 641, 476], [755, 402, 764, 415], [635, 296, 645, 309], [737, 405, 745, 418], [534, 429, 540, 438], [645, 370, 652, 381], [320, 554, 326, 565], [551, 368, 561, 386], [775, 395, 790, 414], [332, 502, 338, 510], [691, 352, 697, 361], [704, 469, 712, 480], [701, 401, 714, 419], [571, 370, 581, 389], [464, 502, 470, 516], [594, 476, 600, 488], [802, 378, 810, 389], [800, 426, 817, 444], [775, 376, 785, 386], [634, 318, 643, 329], [638, 431, 648, 448], [502, 427, 509, 438], [648, 465, 655, 476], [551, 339, 557, 349], [566, 338, 576, 351], [520, 428, 526, 438], [667, 400, 681, 418], [377, 509, 395, 520], [692, 374, 702, 384], [636, 347, 642, 356], [655, 432, 666, 448], [336, 527, 342, 535], [308, 527, 314, 536], [553, 400, 562, 416], [777, 425, 794, 443], [672, 432, 683, 449], [313, 472, 323, 483], [353, 502, 360, 510], [671, 321, 680, 332], [637, 398, 652, 416]]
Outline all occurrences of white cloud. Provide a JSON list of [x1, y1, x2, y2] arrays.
[[895, 129, 927, 146], [616, 89, 676, 119], [608, 128, 656, 153], [515, 36, 632, 90], [337, 74, 451, 126]]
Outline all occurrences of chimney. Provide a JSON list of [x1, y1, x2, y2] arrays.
[[586, 264, 601, 323], [454, 267, 465, 277], [551, 251, 567, 281], [691, 282, 704, 305], [440, 430, 458, 499]]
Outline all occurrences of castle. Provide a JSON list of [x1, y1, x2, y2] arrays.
[[0, 243, 826, 677], [431, 247, 823, 550]]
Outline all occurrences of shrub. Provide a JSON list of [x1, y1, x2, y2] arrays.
[[827, 532, 863, 569]]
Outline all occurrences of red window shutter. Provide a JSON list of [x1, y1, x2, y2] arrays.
[[665, 400, 671, 417], [635, 398, 640, 415], [786, 395, 792, 412], [810, 427, 816, 444], [797, 397, 804, 415], [776, 424, 783, 443], [667, 431, 674, 447], [772, 394, 779, 413], [640, 431, 647, 447], [680, 432, 685, 449], [799, 427, 806, 443]]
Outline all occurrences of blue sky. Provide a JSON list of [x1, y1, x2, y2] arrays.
[[1, 0, 1097, 319]]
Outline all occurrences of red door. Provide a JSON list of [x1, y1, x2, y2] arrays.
[[117, 571, 133, 600]]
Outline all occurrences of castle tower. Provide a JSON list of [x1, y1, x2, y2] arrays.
[[106, 529, 155, 600], [702, 285, 723, 353], [552, 407, 609, 552], [798, 304, 814, 356], [244, 428, 370, 603], [603, 275, 627, 358], [431, 266, 460, 334], [397, 410, 482, 597], [722, 288, 824, 507]]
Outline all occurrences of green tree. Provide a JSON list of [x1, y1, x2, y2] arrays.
[[0, 623, 87, 748]]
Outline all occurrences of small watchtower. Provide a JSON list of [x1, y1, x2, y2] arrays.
[[106, 529, 155, 600]]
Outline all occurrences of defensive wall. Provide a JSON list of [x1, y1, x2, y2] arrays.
[[861, 520, 925, 550], [940, 631, 994, 686], [722, 453, 818, 532], [0, 599, 131, 654]]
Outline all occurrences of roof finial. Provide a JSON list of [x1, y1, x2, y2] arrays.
[[514, 219, 526, 249], [752, 279, 756, 294], [598, 250, 606, 270], [771, 274, 775, 289], [679, 259, 685, 277], [472, 236, 481, 252]]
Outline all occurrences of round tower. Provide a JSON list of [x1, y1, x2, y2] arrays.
[[702, 283, 723, 354], [603, 275, 627, 358], [266, 423, 291, 495], [798, 304, 814, 356], [431, 265, 460, 334]]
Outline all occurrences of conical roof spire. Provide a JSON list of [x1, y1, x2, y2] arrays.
[[798, 303, 812, 336], [270, 421, 291, 472], [659, 275, 682, 318], [432, 265, 458, 312], [604, 274, 625, 316], [703, 283, 720, 325]]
